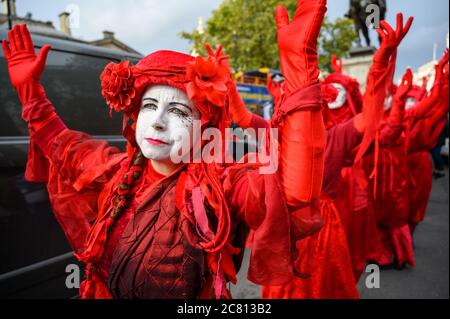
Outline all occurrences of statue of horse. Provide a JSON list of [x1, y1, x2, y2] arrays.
[[347, 0, 387, 47]]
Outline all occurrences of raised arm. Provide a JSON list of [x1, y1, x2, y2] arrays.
[[353, 13, 413, 161], [421, 68, 449, 149], [354, 13, 413, 133], [228, 80, 269, 129], [379, 68, 413, 146], [406, 49, 449, 120], [2, 24, 53, 130], [2, 25, 123, 186], [272, 0, 326, 224], [2, 25, 126, 255]]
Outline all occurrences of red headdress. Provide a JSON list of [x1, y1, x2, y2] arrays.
[[323, 72, 363, 124], [100, 46, 232, 154]]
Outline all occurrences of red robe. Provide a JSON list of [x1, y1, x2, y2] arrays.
[[362, 111, 414, 268], [405, 82, 449, 233], [262, 118, 360, 299]]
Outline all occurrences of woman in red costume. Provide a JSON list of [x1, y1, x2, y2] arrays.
[[2, 0, 327, 299], [229, 12, 413, 298], [362, 67, 415, 269], [404, 50, 449, 235]]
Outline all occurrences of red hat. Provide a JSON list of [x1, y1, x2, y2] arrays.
[[323, 72, 363, 116], [100, 46, 232, 147]]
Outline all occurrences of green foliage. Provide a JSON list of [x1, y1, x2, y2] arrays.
[[180, 0, 358, 73], [319, 17, 358, 72]]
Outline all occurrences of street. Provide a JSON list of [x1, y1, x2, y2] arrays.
[[230, 170, 449, 299]]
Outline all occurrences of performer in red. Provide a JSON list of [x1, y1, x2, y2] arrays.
[[329, 14, 414, 280], [323, 58, 363, 125], [229, 13, 413, 298], [2, 0, 326, 300], [405, 50, 449, 235], [362, 68, 415, 269]]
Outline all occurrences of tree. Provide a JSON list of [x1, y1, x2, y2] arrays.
[[180, 0, 357, 73], [319, 16, 357, 72]]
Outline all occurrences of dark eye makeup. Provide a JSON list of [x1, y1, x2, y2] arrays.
[[141, 98, 192, 118], [143, 103, 158, 110], [169, 108, 189, 117]]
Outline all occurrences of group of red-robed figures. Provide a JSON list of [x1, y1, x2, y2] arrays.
[[2, 0, 449, 299], [230, 23, 449, 300]]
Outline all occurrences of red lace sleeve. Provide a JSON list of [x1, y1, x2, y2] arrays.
[[225, 166, 310, 286], [22, 98, 126, 256]]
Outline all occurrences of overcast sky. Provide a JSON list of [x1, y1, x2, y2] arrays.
[[14, 0, 450, 79]]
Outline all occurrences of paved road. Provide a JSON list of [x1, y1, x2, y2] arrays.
[[230, 170, 449, 299]]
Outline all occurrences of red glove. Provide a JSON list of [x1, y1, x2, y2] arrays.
[[210, 42, 257, 129], [273, 1, 327, 237], [374, 13, 414, 65], [331, 54, 343, 74], [389, 68, 413, 124], [407, 50, 449, 120], [432, 49, 449, 96], [275, 0, 327, 95], [228, 82, 253, 128], [3, 24, 63, 185], [353, 14, 413, 162], [2, 24, 51, 104]]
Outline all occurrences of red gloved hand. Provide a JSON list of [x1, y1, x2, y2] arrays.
[[331, 54, 343, 73], [2, 24, 51, 103], [394, 68, 413, 102], [375, 13, 414, 64], [275, 0, 327, 95], [390, 68, 413, 124], [266, 73, 283, 111], [434, 49, 449, 86], [228, 80, 253, 128], [205, 43, 254, 129]]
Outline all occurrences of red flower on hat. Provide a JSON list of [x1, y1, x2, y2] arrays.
[[100, 61, 136, 114], [186, 45, 231, 107]]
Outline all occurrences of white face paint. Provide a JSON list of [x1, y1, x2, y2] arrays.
[[136, 85, 200, 161], [405, 97, 417, 110], [328, 83, 347, 109], [384, 94, 393, 111]]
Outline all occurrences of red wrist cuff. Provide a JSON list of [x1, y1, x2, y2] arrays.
[[250, 113, 269, 130], [22, 97, 56, 123], [16, 81, 46, 104], [31, 116, 67, 155], [272, 80, 322, 127]]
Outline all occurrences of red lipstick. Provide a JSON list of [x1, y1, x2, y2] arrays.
[[145, 138, 169, 146]]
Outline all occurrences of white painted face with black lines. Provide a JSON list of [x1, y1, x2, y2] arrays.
[[328, 83, 347, 109], [136, 85, 200, 161]]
